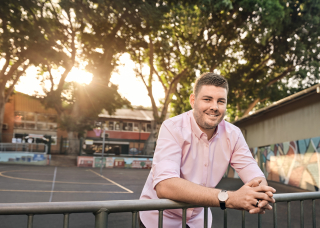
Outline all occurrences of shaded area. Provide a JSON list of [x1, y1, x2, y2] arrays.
[[0, 166, 317, 228]]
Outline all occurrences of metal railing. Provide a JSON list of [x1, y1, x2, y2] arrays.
[[0, 192, 319, 228], [0, 143, 48, 153]]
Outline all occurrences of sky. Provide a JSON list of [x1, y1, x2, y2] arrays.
[[14, 53, 164, 107]]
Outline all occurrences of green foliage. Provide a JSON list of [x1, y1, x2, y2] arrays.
[[170, 0, 320, 121]]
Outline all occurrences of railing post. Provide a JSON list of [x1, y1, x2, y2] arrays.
[[273, 203, 277, 228], [242, 210, 245, 228], [224, 209, 227, 228], [94, 209, 108, 228], [203, 207, 208, 228], [132, 211, 138, 228], [63, 213, 69, 228], [27, 214, 33, 228], [287, 201, 291, 228], [312, 199, 316, 228], [158, 210, 163, 228], [300, 200, 304, 228], [182, 208, 187, 228], [258, 214, 261, 228]]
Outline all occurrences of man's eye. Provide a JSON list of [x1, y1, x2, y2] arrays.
[[219, 100, 225, 103]]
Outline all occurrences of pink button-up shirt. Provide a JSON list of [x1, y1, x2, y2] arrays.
[[140, 110, 264, 228]]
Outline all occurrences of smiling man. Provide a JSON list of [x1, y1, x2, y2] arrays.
[[139, 73, 276, 228]]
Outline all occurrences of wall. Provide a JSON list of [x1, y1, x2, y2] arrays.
[[236, 93, 320, 148], [225, 136, 320, 191]]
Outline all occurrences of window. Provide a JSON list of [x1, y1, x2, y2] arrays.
[[133, 122, 140, 132], [114, 121, 120, 130], [122, 122, 128, 131], [127, 123, 133, 131], [37, 123, 47, 130], [25, 123, 35, 129], [141, 123, 152, 132], [14, 112, 57, 131], [37, 114, 48, 122], [108, 121, 114, 130], [14, 112, 25, 122], [25, 113, 35, 121]]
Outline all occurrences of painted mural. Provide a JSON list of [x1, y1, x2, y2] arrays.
[[77, 156, 152, 169], [225, 136, 320, 191], [0, 152, 50, 165]]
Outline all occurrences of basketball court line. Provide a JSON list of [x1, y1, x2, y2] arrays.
[[0, 169, 134, 194], [87, 169, 134, 193], [0, 189, 131, 193], [0, 170, 113, 185]]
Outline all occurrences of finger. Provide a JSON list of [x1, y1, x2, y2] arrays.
[[254, 185, 276, 193], [253, 192, 275, 203], [264, 191, 274, 197], [249, 207, 265, 214], [258, 200, 273, 210], [258, 210, 266, 215], [245, 179, 262, 187]]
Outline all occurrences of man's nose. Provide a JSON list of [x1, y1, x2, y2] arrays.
[[210, 102, 219, 110]]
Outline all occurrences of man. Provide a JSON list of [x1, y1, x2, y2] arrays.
[[139, 73, 276, 228]]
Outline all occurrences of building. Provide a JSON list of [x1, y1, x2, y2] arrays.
[[84, 109, 158, 155], [233, 84, 320, 148], [231, 84, 320, 191], [2, 92, 66, 153]]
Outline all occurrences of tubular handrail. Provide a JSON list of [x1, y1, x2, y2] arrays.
[[0, 191, 319, 228], [0, 199, 201, 215]]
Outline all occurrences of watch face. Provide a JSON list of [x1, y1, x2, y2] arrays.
[[218, 191, 228, 201]]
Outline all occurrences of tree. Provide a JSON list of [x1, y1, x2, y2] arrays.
[[37, 0, 165, 153], [0, 0, 59, 138], [171, 0, 320, 121]]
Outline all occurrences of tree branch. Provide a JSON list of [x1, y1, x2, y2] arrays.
[[266, 66, 294, 87], [243, 98, 260, 116], [5, 64, 28, 102], [153, 66, 167, 92]]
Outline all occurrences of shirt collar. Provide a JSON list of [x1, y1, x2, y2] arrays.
[[189, 110, 222, 140]]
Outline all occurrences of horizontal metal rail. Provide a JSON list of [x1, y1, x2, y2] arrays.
[[0, 192, 319, 228]]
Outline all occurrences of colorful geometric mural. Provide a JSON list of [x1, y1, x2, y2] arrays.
[[225, 136, 320, 191], [77, 156, 152, 169]]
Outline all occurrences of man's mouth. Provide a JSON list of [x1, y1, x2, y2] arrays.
[[206, 113, 220, 117]]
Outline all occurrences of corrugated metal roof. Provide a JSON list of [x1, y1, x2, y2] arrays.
[[98, 109, 155, 121], [232, 83, 320, 125]]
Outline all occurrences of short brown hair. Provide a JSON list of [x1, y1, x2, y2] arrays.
[[193, 72, 229, 96]]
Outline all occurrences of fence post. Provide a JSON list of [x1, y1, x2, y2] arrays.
[[94, 209, 108, 228], [79, 138, 83, 156], [59, 136, 64, 154], [47, 136, 51, 154]]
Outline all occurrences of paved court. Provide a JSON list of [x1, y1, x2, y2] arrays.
[[0, 164, 318, 228]]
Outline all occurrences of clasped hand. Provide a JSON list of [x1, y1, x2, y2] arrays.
[[229, 179, 276, 214]]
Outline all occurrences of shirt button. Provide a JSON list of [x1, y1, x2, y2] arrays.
[[204, 164, 207, 167]]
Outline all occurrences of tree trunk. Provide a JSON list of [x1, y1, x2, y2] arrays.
[[0, 89, 6, 142]]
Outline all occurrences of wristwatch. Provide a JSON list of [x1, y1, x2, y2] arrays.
[[218, 190, 229, 210]]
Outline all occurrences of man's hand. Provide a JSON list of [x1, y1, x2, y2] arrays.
[[246, 178, 275, 214], [226, 180, 276, 214]]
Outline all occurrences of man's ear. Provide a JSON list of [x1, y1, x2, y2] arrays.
[[189, 93, 195, 109]]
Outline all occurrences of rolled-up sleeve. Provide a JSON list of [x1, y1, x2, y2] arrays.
[[152, 121, 182, 189], [230, 131, 265, 183]]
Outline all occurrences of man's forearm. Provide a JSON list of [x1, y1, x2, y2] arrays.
[[156, 177, 221, 207], [156, 177, 276, 213]]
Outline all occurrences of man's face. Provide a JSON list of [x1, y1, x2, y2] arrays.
[[189, 85, 227, 134]]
